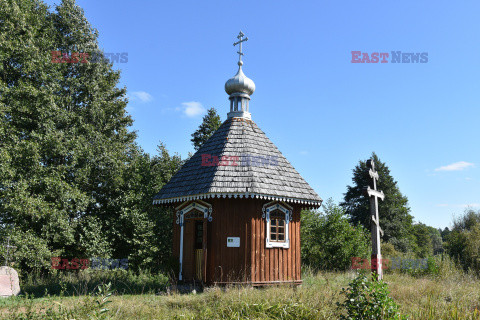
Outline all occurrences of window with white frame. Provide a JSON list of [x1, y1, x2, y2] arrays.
[[265, 203, 291, 248]]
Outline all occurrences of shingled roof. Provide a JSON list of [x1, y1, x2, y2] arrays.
[[153, 117, 322, 207]]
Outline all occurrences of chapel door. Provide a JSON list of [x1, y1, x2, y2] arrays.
[[182, 220, 195, 280], [182, 209, 206, 282], [194, 220, 204, 281]]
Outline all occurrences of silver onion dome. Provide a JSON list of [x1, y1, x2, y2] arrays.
[[225, 61, 255, 96]]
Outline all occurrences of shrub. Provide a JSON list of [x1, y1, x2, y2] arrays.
[[302, 199, 370, 271], [337, 274, 407, 320], [445, 208, 480, 274]]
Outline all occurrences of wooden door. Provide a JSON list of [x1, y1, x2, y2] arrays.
[[194, 220, 203, 281], [183, 220, 195, 280]]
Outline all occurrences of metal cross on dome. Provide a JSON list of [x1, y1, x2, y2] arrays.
[[363, 159, 385, 280], [233, 31, 248, 63]]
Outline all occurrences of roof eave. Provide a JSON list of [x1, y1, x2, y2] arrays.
[[152, 192, 322, 208]]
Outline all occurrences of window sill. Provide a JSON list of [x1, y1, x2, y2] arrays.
[[266, 240, 290, 249]]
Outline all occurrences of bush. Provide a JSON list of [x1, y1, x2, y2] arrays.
[[445, 208, 480, 274], [337, 274, 407, 320], [301, 199, 370, 271]]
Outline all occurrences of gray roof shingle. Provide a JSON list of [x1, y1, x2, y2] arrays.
[[153, 118, 322, 205]]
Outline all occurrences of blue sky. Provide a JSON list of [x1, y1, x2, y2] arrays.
[[45, 0, 480, 229]]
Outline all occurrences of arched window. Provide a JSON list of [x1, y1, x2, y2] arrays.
[[264, 203, 291, 248], [269, 210, 286, 242]]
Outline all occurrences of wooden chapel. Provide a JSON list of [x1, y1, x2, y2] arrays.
[[153, 32, 322, 285]]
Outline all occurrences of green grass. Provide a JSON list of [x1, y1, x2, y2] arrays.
[[2, 269, 480, 319], [20, 268, 170, 297]]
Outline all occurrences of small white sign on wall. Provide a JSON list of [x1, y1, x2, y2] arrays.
[[227, 237, 240, 247]]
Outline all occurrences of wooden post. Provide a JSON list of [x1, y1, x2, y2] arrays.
[[363, 159, 385, 280]]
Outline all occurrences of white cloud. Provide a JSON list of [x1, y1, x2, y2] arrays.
[[435, 161, 475, 172], [300, 151, 309, 156], [129, 91, 153, 103], [436, 204, 449, 207], [179, 101, 206, 117]]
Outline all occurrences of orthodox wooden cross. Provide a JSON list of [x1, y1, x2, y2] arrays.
[[233, 31, 248, 63], [2, 237, 16, 266], [363, 159, 385, 280]]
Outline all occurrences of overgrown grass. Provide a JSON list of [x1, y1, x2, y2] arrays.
[[2, 268, 480, 319], [20, 268, 169, 297]]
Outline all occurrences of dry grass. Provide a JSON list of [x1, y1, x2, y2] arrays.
[[1, 270, 480, 319]]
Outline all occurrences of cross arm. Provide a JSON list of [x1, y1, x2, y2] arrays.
[[363, 186, 385, 201], [371, 215, 384, 236], [369, 169, 379, 181], [233, 37, 248, 46]]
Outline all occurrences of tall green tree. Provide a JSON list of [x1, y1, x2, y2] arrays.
[[341, 153, 414, 252], [190, 107, 221, 151], [111, 142, 182, 272], [0, 0, 137, 271]]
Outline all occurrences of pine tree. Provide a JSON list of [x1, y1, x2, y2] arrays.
[[341, 153, 414, 252], [190, 107, 221, 151]]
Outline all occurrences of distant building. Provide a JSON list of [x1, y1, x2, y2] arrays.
[[153, 32, 322, 285]]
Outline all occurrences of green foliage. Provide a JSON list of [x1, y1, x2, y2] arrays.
[[90, 282, 113, 319], [341, 152, 414, 253], [109, 142, 182, 272], [411, 223, 433, 258], [0, 0, 183, 274], [301, 199, 370, 271], [445, 208, 480, 274], [337, 274, 407, 320], [0, 0, 135, 271], [190, 107, 222, 151], [428, 227, 444, 255], [440, 227, 450, 242], [381, 242, 400, 258]]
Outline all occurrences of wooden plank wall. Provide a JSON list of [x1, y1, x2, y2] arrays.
[[207, 198, 251, 283], [249, 202, 301, 283], [170, 198, 302, 284]]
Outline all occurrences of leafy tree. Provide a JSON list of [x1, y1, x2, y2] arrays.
[[341, 153, 414, 253], [0, 0, 186, 275], [112, 142, 182, 272], [190, 107, 221, 151], [428, 226, 444, 255], [0, 0, 137, 272], [440, 227, 450, 243], [301, 199, 369, 271], [445, 208, 480, 273], [411, 223, 433, 258]]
